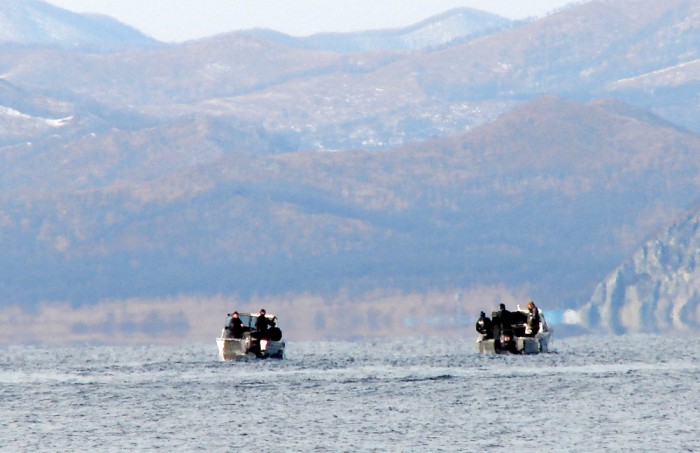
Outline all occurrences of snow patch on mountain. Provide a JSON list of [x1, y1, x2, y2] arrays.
[[0, 104, 73, 144], [609, 59, 700, 89], [1, 104, 71, 124]]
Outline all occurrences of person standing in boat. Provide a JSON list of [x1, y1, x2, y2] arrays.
[[493, 303, 512, 339], [255, 308, 273, 337], [497, 303, 511, 325], [475, 311, 493, 339], [228, 311, 244, 339], [525, 301, 541, 336]]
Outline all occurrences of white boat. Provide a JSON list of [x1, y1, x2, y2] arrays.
[[476, 304, 552, 354], [216, 312, 285, 360]]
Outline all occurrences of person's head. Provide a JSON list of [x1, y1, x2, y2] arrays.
[[527, 301, 535, 309], [232, 311, 239, 318], [260, 309, 266, 316], [499, 303, 506, 310], [480, 311, 485, 317]]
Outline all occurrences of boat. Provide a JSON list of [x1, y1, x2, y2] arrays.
[[475, 303, 552, 354], [216, 311, 285, 360]]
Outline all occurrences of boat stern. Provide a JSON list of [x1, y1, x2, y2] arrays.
[[216, 337, 249, 361]]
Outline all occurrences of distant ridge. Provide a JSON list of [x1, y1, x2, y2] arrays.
[[242, 8, 512, 51], [0, 0, 161, 52]]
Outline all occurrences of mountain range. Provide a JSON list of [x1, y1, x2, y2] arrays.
[[0, 0, 159, 52], [1, 0, 700, 342], [246, 8, 513, 52]]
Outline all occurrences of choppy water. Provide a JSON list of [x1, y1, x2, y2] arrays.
[[1, 335, 699, 452]]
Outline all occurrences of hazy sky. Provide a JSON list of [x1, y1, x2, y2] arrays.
[[44, 0, 579, 42]]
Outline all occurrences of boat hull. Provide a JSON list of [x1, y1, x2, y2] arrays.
[[216, 334, 285, 361], [477, 331, 551, 355], [216, 337, 250, 361]]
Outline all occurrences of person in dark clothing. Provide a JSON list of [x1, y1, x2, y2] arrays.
[[492, 303, 512, 339], [228, 311, 244, 339], [255, 309, 274, 338], [475, 311, 493, 339], [498, 303, 511, 327], [526, 301, 541, 336]]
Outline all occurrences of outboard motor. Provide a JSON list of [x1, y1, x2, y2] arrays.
[[268, 327, 283, 342], [499, 331, 517, 354]]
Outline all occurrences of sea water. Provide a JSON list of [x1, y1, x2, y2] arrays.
[[1, 335, 698, 452]]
